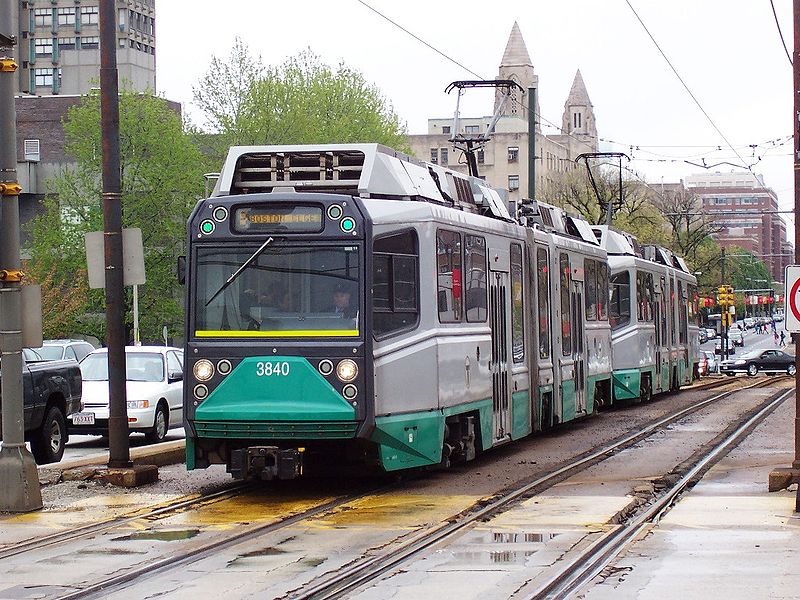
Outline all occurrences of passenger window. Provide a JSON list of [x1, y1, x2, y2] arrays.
[[585, 259, 597, 321], [65, 346, 78, 361], [536, 248, 551, 360], [559, 253, 572, 356], [437, 230, 462, 323], [510, 243, 524, 363], [76, 344, 93, 361], [373, 230, 420, 337], [610, 271, 631, 330], [464, 235, 487, 322], [598, 262, 609, 321]]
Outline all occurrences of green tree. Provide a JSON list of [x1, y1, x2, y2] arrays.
[[27, 89, 207, 342], [194, 42, 409, 155], [541, 167, 670, 246]]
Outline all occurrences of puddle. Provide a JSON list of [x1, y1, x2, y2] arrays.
[[226, 547, 289, 568], [112, 529, 200, 542], [301, 557, 327, 568], [489, 532, 559, 544], [78, 547, 150, 556]]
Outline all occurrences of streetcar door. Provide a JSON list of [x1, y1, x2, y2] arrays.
[[654, 290, 663, 387], [571, 280, 586, 415], [489, 248, 512, 443]]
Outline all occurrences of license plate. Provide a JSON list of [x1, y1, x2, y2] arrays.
[[72, 412, 95, 425]]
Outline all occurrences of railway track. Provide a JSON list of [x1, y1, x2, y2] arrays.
[[518, 384, 795, 600], [0, 482, 251, 560], [1, 376, 771, 600], [282, 376, 788, 600]]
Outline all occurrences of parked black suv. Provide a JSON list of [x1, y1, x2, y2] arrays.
[[0, 349, 83, 464]]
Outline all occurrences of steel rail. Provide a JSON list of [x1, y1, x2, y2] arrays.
[[51, 485, 384, 600], [287, 377, 783, 600], [521, 385, 795, 600], [0, 483, 251, 560]]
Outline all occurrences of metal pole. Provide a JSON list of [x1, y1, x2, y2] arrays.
[[721, 248, 728, 361], [793, 0, 800, 501], [527, 86, 536, 201], [132, 284, 140, 346], [100, 0, 130, 468], [0, 0, 42, 511]]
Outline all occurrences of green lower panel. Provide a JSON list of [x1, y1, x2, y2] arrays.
[[371, 411, 445, 471], [186, 435, 196, 470], [561, 379, 576, 423], [511, 390, 531, 439], [613, 369, 641, 401], [195, 356, 356, 422], [585, 374, 610, 414], [194, 420, 358, 439]]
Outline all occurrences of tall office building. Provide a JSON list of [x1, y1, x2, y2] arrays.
[[685, 172, 792, 280], [15, 0, 156, 96]]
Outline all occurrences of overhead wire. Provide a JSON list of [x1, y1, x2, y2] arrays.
[[623, 0, 762, 183], [769, 0, 793, 67]]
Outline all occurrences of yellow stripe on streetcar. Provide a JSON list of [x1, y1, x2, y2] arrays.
[[195, 330, 360, 338]]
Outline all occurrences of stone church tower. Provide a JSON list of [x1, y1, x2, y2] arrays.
[[495, 22, 539, 131], [561, 69, 598, 147]]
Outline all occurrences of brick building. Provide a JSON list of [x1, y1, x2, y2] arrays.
[[408, 22, 598, 202], [685, 172, 792, 280]]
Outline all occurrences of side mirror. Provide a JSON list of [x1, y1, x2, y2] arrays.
[[177, 256, 186, 285], [168, 371, 183, 383]]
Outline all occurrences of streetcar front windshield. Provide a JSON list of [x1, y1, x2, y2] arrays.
[[193, 245, 361, 338]]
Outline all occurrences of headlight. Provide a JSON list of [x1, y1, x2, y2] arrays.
[[336, 359, 358, 382], [193, 359, 214, 381], [127, 400, 150, 410]]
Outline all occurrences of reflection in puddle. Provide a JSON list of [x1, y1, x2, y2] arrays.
[[226, 547, 288, 568], [112, 529, 200, 542], [490, 532, 558, 544], [448, 531, 561, 566]]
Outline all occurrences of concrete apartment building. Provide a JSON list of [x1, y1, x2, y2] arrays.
[[11, 0, 157, 240], [685, 172, 792, 281], [408, 22, 599, 202]]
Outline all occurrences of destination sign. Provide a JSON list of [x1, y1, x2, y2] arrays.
[[233, 205, 324, 233]]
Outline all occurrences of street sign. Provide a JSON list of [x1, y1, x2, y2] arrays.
[[85, 228, 146, 289], [784, 265, 800, 332]]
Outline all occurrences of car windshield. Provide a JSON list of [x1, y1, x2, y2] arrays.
[[80, 352, 165, 382], [30, 346, 64, 360], [193, 245, 361, 338]]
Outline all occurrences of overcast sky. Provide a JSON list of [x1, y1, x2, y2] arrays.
[[156, 0, 795, 232]]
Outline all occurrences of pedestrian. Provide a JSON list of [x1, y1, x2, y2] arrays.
[[774, 330, 779, 344], [780, 330, 787, 348]]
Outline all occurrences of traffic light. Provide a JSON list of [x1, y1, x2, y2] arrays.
[[717, 285, 735, 307]]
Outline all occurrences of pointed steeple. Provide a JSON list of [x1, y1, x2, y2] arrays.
[[562, 69, 597, 150], [500, 21, 533, 68], [495, 22, 536, 120], [566, 69, 592, 106]]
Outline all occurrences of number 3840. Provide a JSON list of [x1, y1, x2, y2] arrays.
[[255, 361, 291, 377]]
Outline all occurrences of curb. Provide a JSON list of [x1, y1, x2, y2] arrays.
[[38, 440, 186, 481]]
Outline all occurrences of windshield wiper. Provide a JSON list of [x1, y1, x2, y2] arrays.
[[205, 237, 274, 307]]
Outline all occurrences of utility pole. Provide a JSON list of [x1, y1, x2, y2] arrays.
[[721, 248, 729, 361], [99, 0, 131, 469], [528, 86, 536, 202], [0, 0, 42, 511], [794, 0, 800, 512]]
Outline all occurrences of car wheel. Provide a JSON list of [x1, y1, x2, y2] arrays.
[[30, 406, 67, 465], [145, 402, 168, 444], [788, 364, 796, 376], [747, 363, 758, 377]]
